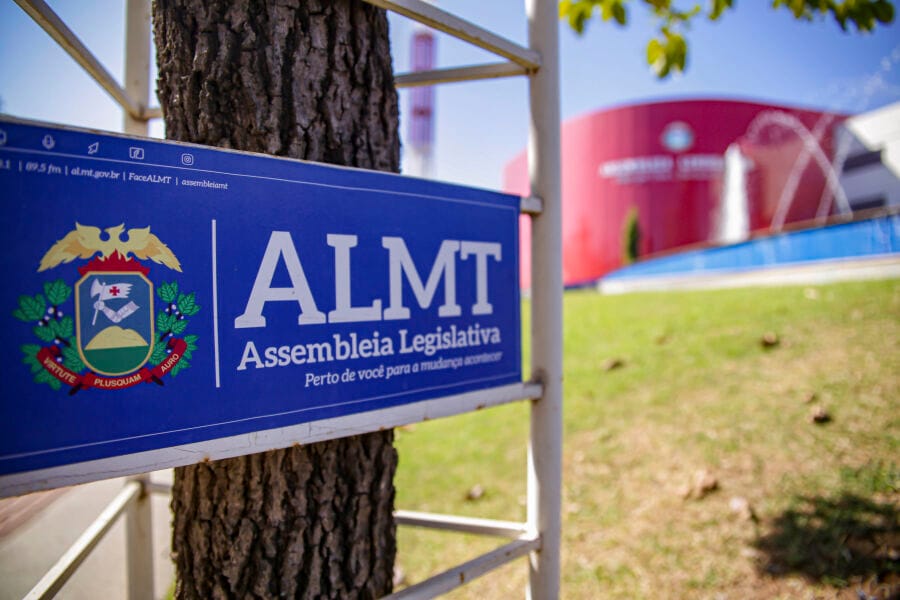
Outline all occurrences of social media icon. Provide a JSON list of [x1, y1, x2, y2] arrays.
[[42, 134, 55, 150], [0, 129, 6, 146], [129, 147, 145, 160], [181, 153, 194, 166], [88, 142, 100, 155]]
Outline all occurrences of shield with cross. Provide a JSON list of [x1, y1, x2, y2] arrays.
[[75, 267, 154, 377]]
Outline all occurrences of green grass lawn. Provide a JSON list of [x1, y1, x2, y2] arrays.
[[393, 279, 899, 599]]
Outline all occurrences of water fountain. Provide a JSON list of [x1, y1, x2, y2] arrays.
[[743, 110, 851, 232], [717, 143, 751, 244]]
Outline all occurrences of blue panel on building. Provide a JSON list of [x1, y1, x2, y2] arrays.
[[604, 215, 900, 281]]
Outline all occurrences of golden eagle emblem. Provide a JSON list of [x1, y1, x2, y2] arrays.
[[38, 223, 182, 272]]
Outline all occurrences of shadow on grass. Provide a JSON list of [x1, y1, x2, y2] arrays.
[[754, 492, 899, 595]]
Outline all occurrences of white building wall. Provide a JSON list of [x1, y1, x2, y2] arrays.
[[840, 102, 900, 209]]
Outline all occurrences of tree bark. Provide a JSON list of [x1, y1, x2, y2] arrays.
[[152, 1, 400, 597]]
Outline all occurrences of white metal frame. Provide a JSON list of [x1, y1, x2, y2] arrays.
[[11, 0, 562, 597]]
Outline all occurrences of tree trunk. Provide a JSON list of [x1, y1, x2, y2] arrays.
[[152, 1, 400, 597]]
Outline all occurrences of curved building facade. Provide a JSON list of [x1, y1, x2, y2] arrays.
[[504, 99, 845, 288]]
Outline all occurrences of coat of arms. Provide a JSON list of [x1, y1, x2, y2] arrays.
[[15, 223, 199, 394]]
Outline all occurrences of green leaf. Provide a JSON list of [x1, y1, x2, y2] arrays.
[[33, 324, 56, 343], [177, 292, 200, 316], [647, 38, 664, 66], [769, 0, 894, 31], [600, 0, 615, 21], [62, 345, 85, 373], [171, 319, 188, 335], [873, 0, 894, 23], [14, 294, 46, 322], [150, 342, 168, 366], [51, 316, 74, 339], [170, 357, 190, 377], [649, 29, 688, 77], [21, 343, 41, 356], [157, 312, 176, 332], [35, 369, 62, 391], [183, 334, 198, 360], [21, 344, 43, 374], [710, 0, 734, 20], [559, 0, 598, 34], [667, 31, 687, 71], [612, 1, 626, 25], [158, 282, 178, 303], [43, 279, 72, 306]]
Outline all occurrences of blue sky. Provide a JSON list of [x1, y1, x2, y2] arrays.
[[1, 1, 898, 189]]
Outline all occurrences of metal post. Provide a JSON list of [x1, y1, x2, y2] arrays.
[[525, 0, 562, 598], [125, 475, 155, 600], [123, 6, 155, 597], [123, 0, 152, 135], [123, 4, 156, 596]]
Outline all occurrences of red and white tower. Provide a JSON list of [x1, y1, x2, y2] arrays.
[[407, 20, 436, 178]]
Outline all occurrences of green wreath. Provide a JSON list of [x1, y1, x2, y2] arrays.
[[14, 279, 199, 391]]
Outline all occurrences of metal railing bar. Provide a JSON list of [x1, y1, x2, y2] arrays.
[[13, 0, 147, 121], [521, 195, 544, 215], [384, 535, 541, 599], [122, 0, 152, 136], [365, 0, 540, 71], [125, 474, 154, 600], [395, 62, 528, 88], [144, 106, 163, 120], [24, 480, 142, 600], [394, 510, 528, 539], [145, 479, 173, 496]]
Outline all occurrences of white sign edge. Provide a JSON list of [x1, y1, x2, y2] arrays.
[[0, 381, 540, 498]]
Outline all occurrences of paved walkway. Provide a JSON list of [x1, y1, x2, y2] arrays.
[[0, 472, 174, 600]]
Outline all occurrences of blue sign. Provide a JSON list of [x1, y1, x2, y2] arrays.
[[0, 119, 521, 477]]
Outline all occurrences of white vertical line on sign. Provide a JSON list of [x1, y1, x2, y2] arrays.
[[211, 219, 221, 388]]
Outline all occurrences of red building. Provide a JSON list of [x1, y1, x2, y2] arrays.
[[504, 99, 844, 288]]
